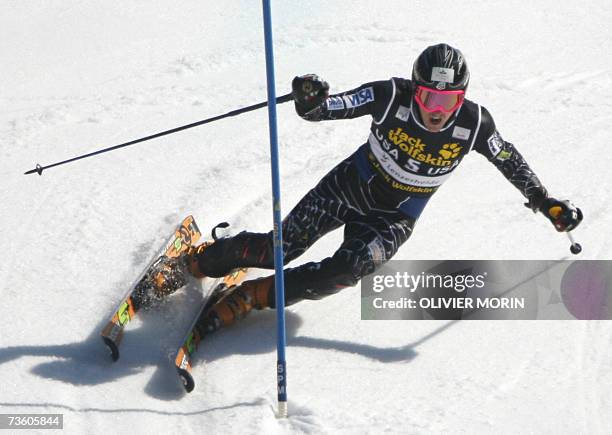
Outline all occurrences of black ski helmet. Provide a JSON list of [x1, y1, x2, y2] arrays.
[[412, 43, 470, 92]]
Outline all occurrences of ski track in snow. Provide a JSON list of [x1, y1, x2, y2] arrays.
[[1, 1, 612, 434]]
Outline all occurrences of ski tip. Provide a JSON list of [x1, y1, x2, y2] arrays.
[[177, 368, 195, 393], [102, 336, 120, 362]]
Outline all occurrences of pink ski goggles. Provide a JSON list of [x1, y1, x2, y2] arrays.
[[415, 86, 465, 113]]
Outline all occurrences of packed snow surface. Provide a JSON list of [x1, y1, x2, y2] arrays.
[[1, 1, 611, 433]]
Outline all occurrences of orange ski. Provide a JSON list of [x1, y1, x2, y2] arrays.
[[101, 215, 201, 361], [175, 268, 248, 392]]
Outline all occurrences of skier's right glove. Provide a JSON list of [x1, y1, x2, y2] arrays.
[[534, 197, 583, 232], [292, 74, 329, 116]]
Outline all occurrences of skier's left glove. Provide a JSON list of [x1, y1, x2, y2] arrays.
[[292, 74, 329, 116], [526, 197, 583, 232]]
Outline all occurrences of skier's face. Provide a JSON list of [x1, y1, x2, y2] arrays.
[[418, 106, 455, 132], [414, 85, 465, 132]]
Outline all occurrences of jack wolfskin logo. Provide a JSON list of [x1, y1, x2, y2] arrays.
[[385, 127, 461, 167], [439, 143, 462, 159]]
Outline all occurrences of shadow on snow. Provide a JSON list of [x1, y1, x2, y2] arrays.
[[0, 280, 454, 410]]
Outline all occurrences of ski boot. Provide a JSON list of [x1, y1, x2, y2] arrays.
[[197, 275, 274, 335], [183, 243, 210, 279]]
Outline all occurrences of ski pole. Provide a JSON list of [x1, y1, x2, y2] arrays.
[[261, 0, 288, 419], [24, 93, 293, 176]]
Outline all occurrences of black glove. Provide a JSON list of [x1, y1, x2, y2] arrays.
[[291, 74, 329, 112], [529, 197, 583, 232]]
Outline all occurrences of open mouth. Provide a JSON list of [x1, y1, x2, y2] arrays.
[[429, 113, 443, 125]]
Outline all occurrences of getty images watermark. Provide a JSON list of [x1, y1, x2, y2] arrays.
[[361, 260, 612, 320]]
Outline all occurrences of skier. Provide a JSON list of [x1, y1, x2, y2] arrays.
[[166, 43, 583, 334]]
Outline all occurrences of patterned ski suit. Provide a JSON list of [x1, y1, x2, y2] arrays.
[[195, 78, 547, 306]]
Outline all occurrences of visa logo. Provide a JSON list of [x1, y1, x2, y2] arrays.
[[343, 87, 374, 108]]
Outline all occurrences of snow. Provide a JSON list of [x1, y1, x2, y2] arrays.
[[1, 1, 611, 433]]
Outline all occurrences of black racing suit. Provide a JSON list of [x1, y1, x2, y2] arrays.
[[195, 78, 547, 306]]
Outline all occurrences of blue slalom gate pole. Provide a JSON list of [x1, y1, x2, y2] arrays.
[[261, 0, 288, 418]]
